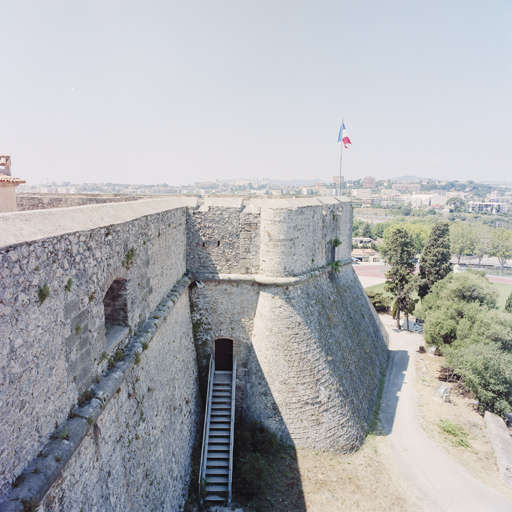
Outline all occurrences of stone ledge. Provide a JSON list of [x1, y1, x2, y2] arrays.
[[0, 197, 197, 248], [193, 258, 352, 286], [485, 410, 512, 487], [0, 273, 194, 512]]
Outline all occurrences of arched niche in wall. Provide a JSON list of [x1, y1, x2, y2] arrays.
[[103, 278, 130, 351]]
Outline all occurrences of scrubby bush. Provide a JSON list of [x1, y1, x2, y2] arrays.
[[366, 291, 391, 312], [423, 309, 458, 347], [422, 271, 499, 349], [505, 291, 512, 313], [445, 342, 512, 415], [420, 269, 512, 414]]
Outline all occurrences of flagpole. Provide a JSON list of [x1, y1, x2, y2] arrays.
[[338, 119, 343, 197]]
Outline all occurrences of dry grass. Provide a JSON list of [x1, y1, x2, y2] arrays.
[[415, 351, 512, 502]]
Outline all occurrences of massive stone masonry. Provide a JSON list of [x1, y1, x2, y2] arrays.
[[0, 196, 388, 510]]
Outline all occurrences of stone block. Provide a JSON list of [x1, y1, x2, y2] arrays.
[[63, 299, 78, 320], [435, 383, 451, 402], [485, 411, 512, 488]]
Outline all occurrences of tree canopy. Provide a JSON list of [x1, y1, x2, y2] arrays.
[[383, 226, 417, 329], [418, 221, 452, 299], [418, 270, 512, 414], [490, 227, 512, 270]]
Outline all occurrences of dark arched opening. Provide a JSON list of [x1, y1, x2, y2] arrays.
[[215, 338, 233, 371], [103, 278, 128, 326]]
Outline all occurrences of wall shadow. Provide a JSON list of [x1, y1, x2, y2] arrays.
[[234, 343, 307, 511], [379, 349, 409, 436], [188, 288, 306, 511]]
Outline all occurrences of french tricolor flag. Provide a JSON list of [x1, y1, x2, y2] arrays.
[[337, 122, 352, 148]]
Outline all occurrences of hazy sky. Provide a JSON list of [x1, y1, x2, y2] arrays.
[[1, 1, 511, 185]]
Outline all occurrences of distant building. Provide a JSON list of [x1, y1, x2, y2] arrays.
[[392, 183, 421, 192], [0, 155, 26, 213], [351, 248, 379, 263], [363, 176, 375, 188], [333, 175, 345, 187], [353, 237, 373, 247], [351, 189, 371, 198], [410, 194, 448, 208], [468, 201, 509, 214]]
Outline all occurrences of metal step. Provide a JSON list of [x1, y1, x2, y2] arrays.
[[206, 484, 228, 493], [205, 468, 229, 475], [208, 444, 229, 451], [209, 437, 230, 443], [205, 495, 226, 502], [210, 410, 231, 416], [207, 451, 229, 459], [206, 476, 229, 484], [209, 429, 230, 436], [205, 459, 229, 467], [209, 422, 230, 428]]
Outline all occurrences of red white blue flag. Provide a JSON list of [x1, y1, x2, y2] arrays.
[[337, 122, 352, 148]]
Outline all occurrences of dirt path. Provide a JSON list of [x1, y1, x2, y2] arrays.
[[380, 316, 512, 511]]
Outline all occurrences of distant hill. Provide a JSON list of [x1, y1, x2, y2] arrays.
[[392, 175, 425, 182]]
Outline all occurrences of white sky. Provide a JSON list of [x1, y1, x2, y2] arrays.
[[1, 0, 511, 185]]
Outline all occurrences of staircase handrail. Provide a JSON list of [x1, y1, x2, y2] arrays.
[[228, 354, 237, 504], [199, 354, 215, 499]]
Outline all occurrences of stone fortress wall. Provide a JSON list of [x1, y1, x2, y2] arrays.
[[0, 199, 200, 511], [0, 195, 388, 511], [187, 197, 388, 452]]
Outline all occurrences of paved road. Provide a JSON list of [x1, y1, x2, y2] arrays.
[[380, 317, 512, 512], [353, 262, 512, 286]]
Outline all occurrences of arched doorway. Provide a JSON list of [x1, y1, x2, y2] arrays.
[[214, 338, 233, 371]]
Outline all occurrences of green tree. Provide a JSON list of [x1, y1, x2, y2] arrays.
[[404, 222, 432, 254], [421, 271, 498, 347], [418, 222, 452, 299], [446, 197, 468, 213], [489, 227, 512, 270], [361, 222, 373, 239], [383, 226, 416, 329], [402, 277, 419, 331], [445, 342, 512, 415], [450, 223, 476, 264], [505, 292, 512, 314], [372, 221, 393, 239], [474, 224, 491, 267], [402, 203, 412, 216]]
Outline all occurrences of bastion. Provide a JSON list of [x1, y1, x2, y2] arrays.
[[0, 195, 388, 511]]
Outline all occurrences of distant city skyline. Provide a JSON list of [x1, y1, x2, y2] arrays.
[[1, 1, 511, 186]]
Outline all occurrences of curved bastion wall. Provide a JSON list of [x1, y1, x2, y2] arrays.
[[245, 267, 388, 452], [187, 196, 388, 453]]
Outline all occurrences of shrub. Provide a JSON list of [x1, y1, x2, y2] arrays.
[[366, 291, 391, 312], [445, 342, 512, 414], [423, 308, 458, 347], [37, 283, 50, 305], [504, 291, 512, 313]]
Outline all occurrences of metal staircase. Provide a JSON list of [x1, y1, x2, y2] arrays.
[[199, 354, 237, 505]]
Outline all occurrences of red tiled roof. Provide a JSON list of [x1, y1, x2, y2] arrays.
[[0, 175, 25, 186]]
